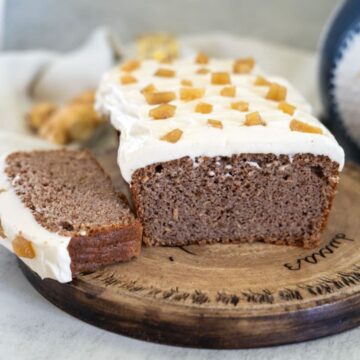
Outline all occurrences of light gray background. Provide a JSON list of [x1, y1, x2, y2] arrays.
[[4, 0, 341, 51]]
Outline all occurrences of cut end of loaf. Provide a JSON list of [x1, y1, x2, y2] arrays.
[[131, 154, 339, 249]]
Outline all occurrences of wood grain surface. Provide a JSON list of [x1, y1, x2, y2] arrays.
[[20, 150, 360, 348]]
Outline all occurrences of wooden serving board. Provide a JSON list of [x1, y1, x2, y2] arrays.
[[20, 150, 360, 349]]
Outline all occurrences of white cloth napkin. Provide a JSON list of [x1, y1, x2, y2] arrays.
[[0, 27, 120, 153], [0, 29, 318, 155]]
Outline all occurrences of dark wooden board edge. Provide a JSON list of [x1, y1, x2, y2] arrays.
[[19, 261, 360, 349]]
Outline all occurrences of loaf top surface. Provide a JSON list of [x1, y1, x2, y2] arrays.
[[96, 56, 345, 182]]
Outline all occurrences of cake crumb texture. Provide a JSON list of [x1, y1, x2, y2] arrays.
[[131, 154, 339, 248]]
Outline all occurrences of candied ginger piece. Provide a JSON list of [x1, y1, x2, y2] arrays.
[[231, 101, 249, 112], [149, 104, 176, 119], [278, 101, 296, 115], [121, 59, 141, 72], [195, 102, 213, 114], [26, 102, 57, 130], [195, 53, 209, 64], [290, 119, 323, 134], [207, 119, 223, 129], [254, 75, 271, 86], [196, 67, 210, 75], [266, 83, 287, 101], [211, 72, 231, 85], [244, 112, 266, 126], [181, 79, 193, 86], [160, 129, 183, 143], [12, 234, 36, 259], [233, 57, 255, 74], [144, 91, 176, 105], [154, 68, 176, 77], [141, 83, 156, 94], [220, 86, 236, 97], [120, 75, 137, 85], [180, 87, 205, 101]]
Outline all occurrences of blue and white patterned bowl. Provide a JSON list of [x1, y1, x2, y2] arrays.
[[319, 0, 360, 161]]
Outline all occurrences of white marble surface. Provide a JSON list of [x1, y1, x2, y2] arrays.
[[1, 245, 360, 360]]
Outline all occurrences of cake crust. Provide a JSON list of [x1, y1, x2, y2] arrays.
[[131, 153, 339, 249]]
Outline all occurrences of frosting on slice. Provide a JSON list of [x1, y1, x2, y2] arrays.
[[96, 57, 345, 183], [0, 156, 72, 283]]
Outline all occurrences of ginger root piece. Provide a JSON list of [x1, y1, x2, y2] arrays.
[[26, 102, 57, 130]]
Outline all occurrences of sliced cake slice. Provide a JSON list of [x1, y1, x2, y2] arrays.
[[0, 149, 142, 283]]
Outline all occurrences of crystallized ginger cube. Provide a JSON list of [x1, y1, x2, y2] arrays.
[[144, 91, 176, 105], [244, 112, 266, 126], [254, 75, 271, 86], [149, 104, 176, 119], [195, 53, 209, 64], [231, 101, 249, 112], [154, 68, 176, 77], [220, 86, 236, 97], [121, 59, 141, 72], [211, 72, 231, 85], [141, 83, 156, 94], [120, 75, 137, 85], [195, 102, 213, 114], [290, 119, 323, 134], [207, 119, 223, 129], [180, 87, 205, 101], [196, 67, 210, 75], [233, 57, 255, 74], [266, 83, 287, 101], [12, 234, 36, 259], [181, 79, 193, 86], [160, 128, 183, 143], [278, 101, 296, 115]]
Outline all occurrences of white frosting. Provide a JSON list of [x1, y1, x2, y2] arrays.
[[96, 58, 345, 183], [0, 156, 72, 283]]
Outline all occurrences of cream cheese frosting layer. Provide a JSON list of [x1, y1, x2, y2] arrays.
[[0, 156, 72, 283], [96, 58, 345, 183]]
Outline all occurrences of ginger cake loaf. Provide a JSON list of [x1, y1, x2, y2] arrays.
[[96, 55, 345, 248], [0, 150, 142, 283]]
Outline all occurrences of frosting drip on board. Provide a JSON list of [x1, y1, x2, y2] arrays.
[[96, 58, 345, 183], [0, 156, 72, 283]]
